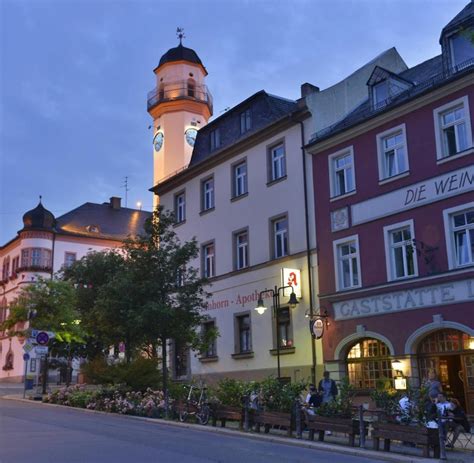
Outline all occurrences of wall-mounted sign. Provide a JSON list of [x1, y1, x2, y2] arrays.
[[310, 318, 325, 339], [282, 268, 302, 298]]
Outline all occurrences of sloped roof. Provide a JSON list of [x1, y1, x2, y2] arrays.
[[158, 43, 205, 70], [440, 1, 474, 40], [55, 203, 151, 241]]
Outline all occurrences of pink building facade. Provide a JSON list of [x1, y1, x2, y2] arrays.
[[307, 3, 474, 413]]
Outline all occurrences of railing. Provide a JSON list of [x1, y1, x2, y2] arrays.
[[147, 80, 213, 113], [310, 57, 474, 143]]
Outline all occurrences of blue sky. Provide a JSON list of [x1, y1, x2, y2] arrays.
[[0, 0, 469, 243]]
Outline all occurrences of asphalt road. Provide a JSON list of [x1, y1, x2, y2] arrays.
[[0, 399, 385, 463]]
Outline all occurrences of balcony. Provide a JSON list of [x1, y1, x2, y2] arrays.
[[147, 80, 213, 113]]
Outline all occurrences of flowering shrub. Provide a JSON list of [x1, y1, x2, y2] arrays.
[[44, 385, 167, 418]]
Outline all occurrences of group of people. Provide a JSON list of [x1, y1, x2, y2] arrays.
[[304, 372, 338, 409]]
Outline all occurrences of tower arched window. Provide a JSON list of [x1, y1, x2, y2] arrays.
[[2, 257, 10, 281], [158, 84, 165, 101], [346, 338, 393, 389], [0, 297, 7, 326], [187, 79, 196, 98]]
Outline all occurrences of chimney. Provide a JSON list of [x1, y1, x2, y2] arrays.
[[110, 197, 121, 209], [301, 83, 320, 97]]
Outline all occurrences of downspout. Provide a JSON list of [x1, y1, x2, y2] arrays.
[[297, 119, 317, 385], [50, 231, 56, 279]]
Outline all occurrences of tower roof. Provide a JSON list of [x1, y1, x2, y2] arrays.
[[22, 198, 56, 231], [157, 43, 205, 70]]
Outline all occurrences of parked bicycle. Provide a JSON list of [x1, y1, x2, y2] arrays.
[[179, 383, 210, 425]]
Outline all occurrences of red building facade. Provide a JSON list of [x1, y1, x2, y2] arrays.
[[307, 4, 474, 413]]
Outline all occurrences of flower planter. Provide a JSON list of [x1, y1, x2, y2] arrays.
[[372, 422, 440, 458], [303, 410, 365, 446], [211, 405, 244, 429]]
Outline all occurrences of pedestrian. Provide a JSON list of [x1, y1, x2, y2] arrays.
[[424, 369, 443, 400], [318, 371, 338, 434]]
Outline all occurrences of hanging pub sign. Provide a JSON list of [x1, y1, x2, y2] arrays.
[[310, 318, 325, 339], [281, 268, 302, 298]]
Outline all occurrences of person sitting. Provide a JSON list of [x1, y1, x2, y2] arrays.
[[305, 384, 322, 415], [446, 398, 470, 449]]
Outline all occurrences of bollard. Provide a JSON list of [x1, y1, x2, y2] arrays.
[[295, 399, 302, 439], [358, 404, 366, 448], [437, 412, 447, 460]]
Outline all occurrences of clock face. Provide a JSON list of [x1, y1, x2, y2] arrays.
[[153, 132, 164, 152], [185, 128, 198, 147]]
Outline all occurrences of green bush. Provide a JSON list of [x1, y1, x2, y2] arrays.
[[81, 357, 162, 391], [317, 376, 355, 418], [259, 377, 307, 413], [68, 390, 95, 408], [213, 378, 258, 408]]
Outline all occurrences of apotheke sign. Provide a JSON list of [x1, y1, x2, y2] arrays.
[[334, 278, 474, 321], [352, 165, 474, 225]]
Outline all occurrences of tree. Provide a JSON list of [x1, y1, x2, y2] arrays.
[[97, 207, 216, 411]]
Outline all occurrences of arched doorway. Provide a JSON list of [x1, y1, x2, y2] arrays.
[[346, 338, 394, 390], [417, 329, 474, 414]]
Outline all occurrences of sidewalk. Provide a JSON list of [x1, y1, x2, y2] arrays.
[[2, 394, 471, 463]]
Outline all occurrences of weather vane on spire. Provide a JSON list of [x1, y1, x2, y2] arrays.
[[177, 27, 185, 45]]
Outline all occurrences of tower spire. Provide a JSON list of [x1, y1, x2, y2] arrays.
[[176, 27, 185, 45]]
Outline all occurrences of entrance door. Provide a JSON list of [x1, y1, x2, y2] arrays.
[[461, 354, 474, 415]]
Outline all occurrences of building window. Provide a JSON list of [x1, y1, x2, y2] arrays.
[[347, 338, 393, 389], [187, 78, 195, 98], [0, 297, 7, 325], [20, 248, 52, 269], [2, 257, 10, 281], [234, 230, 249, 270], [384, 220, 418, 281], [277, 307, 293, 348], [235, 313, 252, 353], [444, 203, 474, 269], [202, 242, 215, 278], [269, 143, 286, 181], [174, 192, 186, 223], [201, 320, 217, 358], [373, 81, 388, 108], [240, 109, 252, 134], [173, 341, 188, 379], [201, 177, 215, 211], [11, 256, 19, 275], [333, 235, 361, 290], [329, 147, 355, 198], [64, 252, 77, 268], [376, 124, 409, 180], [232, 160, 248, 198], [210, 129, 221, 151], [450, 30, 474, 68], [434, 96, 472, 159], [272, 216, 288, 259]]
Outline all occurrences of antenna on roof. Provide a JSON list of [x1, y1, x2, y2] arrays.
[[122, 176, 129, 207], [177, 27, 185, 45]]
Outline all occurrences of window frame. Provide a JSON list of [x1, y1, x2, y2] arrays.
[[333, 234, 362, 291], [443, 202, 474, 270], [267, 140, 287, 183], [433, 96, 472, 161], [174, 190, 186, 224], [232, 159, 248, 198], [201, 241, 216, 278], [376, 123, 409, 181], [210, 128, 221, 151], [201, 319, 217, 358], [383, 219, 418, 281], [234, 311, 252, 354], [64, 252, 77, 269], [240, 108, 252, 134], [328, 146, 356, 199], [201, 175, 215, 212], [233, 228, 249, 270], [270, 214, 289, 259]]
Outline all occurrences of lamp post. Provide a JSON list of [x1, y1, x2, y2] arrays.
[[254, 285, 298, 380]]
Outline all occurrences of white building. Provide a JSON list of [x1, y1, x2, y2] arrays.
[[148, 40, 411, 384], [0, 196, 150, 382]]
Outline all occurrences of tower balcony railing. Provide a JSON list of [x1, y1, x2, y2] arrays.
[[147, 80, 213, 113]]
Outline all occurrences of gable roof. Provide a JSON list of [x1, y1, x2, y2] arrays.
[[440, 1, 474, 40]]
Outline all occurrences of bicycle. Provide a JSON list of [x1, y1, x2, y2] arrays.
[[179, 383, 210, 425]]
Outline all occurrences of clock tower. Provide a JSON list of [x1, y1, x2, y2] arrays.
[[148, 32, 213, 201]]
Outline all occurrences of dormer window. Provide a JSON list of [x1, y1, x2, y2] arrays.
[[210, 128, 221, 151], [368, 67, 413, 110], [86, 225, 100, 233], [373, 81, 388, 108], [449, 29, 474, 68]]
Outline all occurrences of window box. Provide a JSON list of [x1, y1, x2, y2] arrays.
[[269, 347, 295, 356], [231, 351, 254, 359]]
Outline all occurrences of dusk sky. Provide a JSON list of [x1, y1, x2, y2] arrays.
[[0, 0, 469, 243]]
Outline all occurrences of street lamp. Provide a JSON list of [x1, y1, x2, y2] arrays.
[[254, 285, 299, 380]]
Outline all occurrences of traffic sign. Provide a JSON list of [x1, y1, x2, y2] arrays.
[[23, 353, 30, 361], [35, 346, 49, 355], [23, 343, 34, 353], [36, 331, 49, 346]]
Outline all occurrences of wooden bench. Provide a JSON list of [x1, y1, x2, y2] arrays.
[[254, 410, 294, 437], [303, 410, 364, 446], [211, 405, 243, 429], [372, 422, 440, 458]]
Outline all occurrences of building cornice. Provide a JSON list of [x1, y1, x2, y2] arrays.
[[152, 107, 310, 195], [307, 73, 473, 155]]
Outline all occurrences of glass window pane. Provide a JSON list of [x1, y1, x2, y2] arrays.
[[443, 126, 457, 156], [351, 257, 359, 285], [456, 122, 468, 152], [454, 213, 466, 227], [394, 247, 405, 277]]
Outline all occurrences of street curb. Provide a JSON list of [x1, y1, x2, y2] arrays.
[[1, 395, 462, 463]]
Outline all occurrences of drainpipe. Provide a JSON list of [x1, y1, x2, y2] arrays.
[[297, 119, 317, 385]]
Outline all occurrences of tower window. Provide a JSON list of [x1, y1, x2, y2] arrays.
[[187, 79, 196, 98]]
